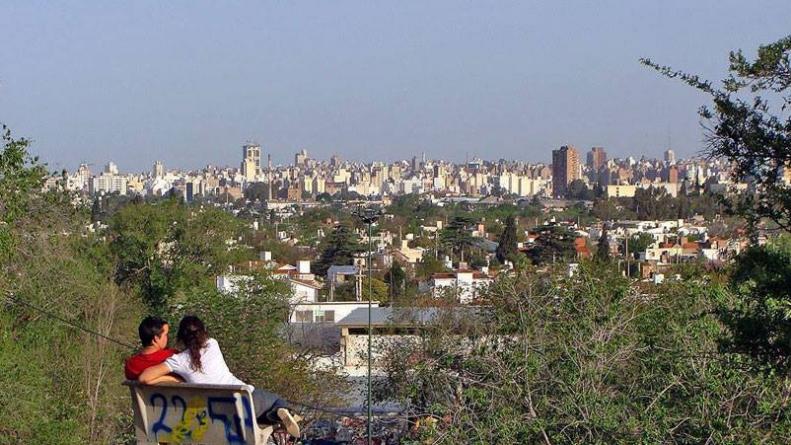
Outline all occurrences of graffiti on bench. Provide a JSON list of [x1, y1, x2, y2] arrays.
[[148, 392, 255, 444]]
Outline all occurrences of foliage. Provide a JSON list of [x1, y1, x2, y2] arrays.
[[416, 255, 449, 280], [0, 125, 47, 258], [720, 236, 791, 370], [440, 215, 476, 262], [526, 224, 576, 266], [386, 262, 407, 299], [623, 232, 655, 259], [567, 179, 596, 201], [642, 35, 791, 233], [595, 226, 611, 262], [495, 215, 518, 264], [0, 127, 143, 444], [174, 275, 347, 410], [333, 276, 389, 302], [109, 200, 249, 314], [314, 223, 362, 277], [378, 264, 791, 444], [629, 186, 676, 220]]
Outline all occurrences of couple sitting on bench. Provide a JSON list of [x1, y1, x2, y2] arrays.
[[125, 315, 301, 438]]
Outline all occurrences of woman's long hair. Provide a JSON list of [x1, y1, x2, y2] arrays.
[[176, 315, 209, 372]]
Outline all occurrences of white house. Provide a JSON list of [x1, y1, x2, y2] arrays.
[[427, 270, 493, 303]]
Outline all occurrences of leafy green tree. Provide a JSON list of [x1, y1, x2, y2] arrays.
[[416, 255, 449, 280], [1, 125, 144, 443], [630, 186, 676, 220], [440, 215, 476, 262], [495, 215, 518, 264], [109, 199, 247, 313], [314, 223, 362, 277], [334, 276, 389, 302], [721, 236, 791, 370], [527, 224, 576, 265], [0, 125, 46, 258], [378, 264, 791, 443], [567, 179, 595, 201], [243, 182, 270, 202], [623, 232, 655, 260], [643, 35, 791, 233], [177, 274, 348, 414]]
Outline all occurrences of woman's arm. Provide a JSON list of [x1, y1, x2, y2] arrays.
[[139, 363, 172, 385]]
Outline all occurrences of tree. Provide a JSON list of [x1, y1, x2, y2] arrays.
[[377, 265, 791, 443], [416, 255, 449, 280], [0, 125, 46, 258], [109, 199, 247, 314], [495, 215, 518, 263], [721, 236, 791, 371], [567, 179, 595, 201], [595, 226, 611, 262], [386, 261, 407, 299], [630, 186, 675, 220], [243, 182, 270, 202], [526, 224, 576, 265], [623, 232, 654, 260], [314, 223, 362, 276], [440, 215, 476, 262], [642, 35, 791, 234]]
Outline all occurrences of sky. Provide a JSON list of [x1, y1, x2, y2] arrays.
[[1, 1, 790, 172]]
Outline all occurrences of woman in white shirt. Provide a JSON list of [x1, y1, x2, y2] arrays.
[[139, 315, 300, 438]]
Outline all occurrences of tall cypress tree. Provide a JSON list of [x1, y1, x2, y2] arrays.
[[595, 226, 611, 263], [314, 223, 362, 276], [496, 215, 518, 264]]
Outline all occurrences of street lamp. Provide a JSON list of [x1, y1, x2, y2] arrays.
[[352, 204, 382, 445]]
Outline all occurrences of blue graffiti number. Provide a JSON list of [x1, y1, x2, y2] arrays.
[[150, 393, 172, 435], [207, 396, 252, 444]]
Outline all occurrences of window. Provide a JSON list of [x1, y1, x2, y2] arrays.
[[315, 310, 335, 323], [295, 310, 313, 323]]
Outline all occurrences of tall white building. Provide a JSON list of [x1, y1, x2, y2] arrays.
[[91, 174, 127, 195], [241, 143, 261, 181], [153, 161, 165, 178], [104, 162, 119, 175], [664, 149, 676, 164]]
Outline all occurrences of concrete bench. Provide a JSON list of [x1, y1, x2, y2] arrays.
[[124, 381, 276, 445]]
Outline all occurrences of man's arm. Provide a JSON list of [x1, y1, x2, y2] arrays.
[[139, 363, 172, 385], [147, 374, 182, 384]]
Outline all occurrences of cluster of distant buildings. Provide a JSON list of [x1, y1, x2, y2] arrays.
[[52, 142, 791, 202]]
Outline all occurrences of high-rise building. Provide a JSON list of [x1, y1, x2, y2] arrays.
[[665, 165, 679, 183], [241, 143, 261, 180], [664, 149, 676, 164], [294, 149, 308, 167], [587, 147, 607, 172], [153, 161, 165, 178], [77, 163, 91, 188], [551, 145, 581, 198], [104, 162, 119, 175]]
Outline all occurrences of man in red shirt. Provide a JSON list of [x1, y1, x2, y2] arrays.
[[124, 316, 180, 382]]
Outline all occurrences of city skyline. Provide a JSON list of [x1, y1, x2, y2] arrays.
[[3, 1, 791, 171]]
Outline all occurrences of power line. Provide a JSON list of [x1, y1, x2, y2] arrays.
[[2, 291, 404, 419], [3, 292, 137, 350]]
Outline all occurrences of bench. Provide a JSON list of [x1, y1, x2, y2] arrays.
[[124, 381, 276, 445]]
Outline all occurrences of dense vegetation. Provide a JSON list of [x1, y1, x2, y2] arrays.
[[0, 128, 343, 444], [377, 260, 791, 444]]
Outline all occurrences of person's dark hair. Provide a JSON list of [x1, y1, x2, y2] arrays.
[[176, 315, 209, 372], [138, 316, 168, 347]]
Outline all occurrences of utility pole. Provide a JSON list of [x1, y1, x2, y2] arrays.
[[352, 204, 382, 445]]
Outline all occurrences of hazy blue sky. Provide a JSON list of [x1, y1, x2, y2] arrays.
[[1, 1, 790, 172]]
